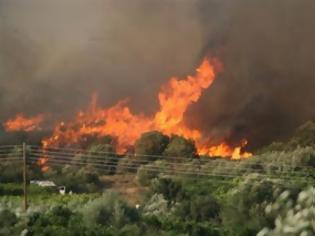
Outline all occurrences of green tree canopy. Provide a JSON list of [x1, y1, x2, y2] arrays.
[[135, 131, 169, 159], [259, 187, 315, 236], [221, 175, 284, 236], [163, 135, 197, 158]]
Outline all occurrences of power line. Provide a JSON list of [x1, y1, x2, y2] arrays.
[[28, 145, 315, 169], [43, 161, 315, 189], [0, 157, 23, 161], [1, 144, 314, 184], [29, 145, 241, 162], [28, 148, 315, 172], [28, 151, 314, 177], [28, 155, 314, 183], [28, 153, 308, 176]]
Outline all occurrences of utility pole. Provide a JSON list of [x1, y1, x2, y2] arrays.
[[22, 143, 28, 212]]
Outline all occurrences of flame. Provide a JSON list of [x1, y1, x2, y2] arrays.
[[153, 58, 216, 139], [36, 157, 49, 172], [4, 114, 45, 132], [43, 100, 153, 153], [198, 140, 252, 160], [41, 57, 252, 159]]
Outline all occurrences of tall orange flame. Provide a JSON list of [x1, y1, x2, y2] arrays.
[[4, 114, 45, 132], [41, 58, 252, 159]]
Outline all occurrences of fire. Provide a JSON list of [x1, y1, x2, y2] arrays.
[[154, 59, 216, 139], [41, 57, 252, 158], [4, 114, 45, 132], [36, 157, 49, 172], [198, 140, 252, 160], [43, 100, 153, 153]]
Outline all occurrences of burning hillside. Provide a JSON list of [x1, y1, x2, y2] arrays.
[[4, 58, 251, 159]]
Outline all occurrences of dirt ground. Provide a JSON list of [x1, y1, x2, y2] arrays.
[[100, 174, 149, 205]]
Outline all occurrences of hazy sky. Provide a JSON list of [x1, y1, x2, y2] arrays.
[[1, 0, 315, 148], [0, 0, 211, 117]]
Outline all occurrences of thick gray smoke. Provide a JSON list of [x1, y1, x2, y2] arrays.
[[1, 0, 315, 149], [0, 0, 206, 120], [189, 0, 315, 149]]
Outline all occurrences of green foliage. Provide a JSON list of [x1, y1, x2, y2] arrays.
[[136, 161, 164, 186], [221, 174, 285, 236], [0, 207, 18, 236], [0, 183, 23, 196], [259, 188, 315, 236], [81, 191, 139, 228], [135, 131, 170, 159], [151, 178, 186, 204], [176, 195, 220, 222], [142, 194, 170, 218], [163, 135, 197, 158], [76, 143, 118, 175], [0, 160, 23, 183], [180, 178, 238, 202], [27, 205, 85, 236], [49, 166, 102, 193], [242, 147, 315, 174], [1, 121, 315, 235], [0, 145, 43, 184]]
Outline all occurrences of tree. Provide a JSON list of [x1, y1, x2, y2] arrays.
[[176, 195, 220, 222], [221, 174, 283, 236], [289, 121, 315, 148], [151, 178, 186, 205], [258, 187, 315, 236], [81, 191, 139, 228], [71, 143, 118, 176], [0, 208, 17, 235], [135, 131, 169, 159], [86, 143, 118, 175], [163, 135, 197, 158], [25, 205, 98, 236], [51, 165, 101, 193]]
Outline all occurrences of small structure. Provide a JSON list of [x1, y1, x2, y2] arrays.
[[30, 180, 68, 195], [30, 180, 57, 187], [58, 186, 66, 195]]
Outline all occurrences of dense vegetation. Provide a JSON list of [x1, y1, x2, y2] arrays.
[[1, 121, 315, 235]]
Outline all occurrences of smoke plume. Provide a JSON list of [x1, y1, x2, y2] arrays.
[[1, 0, 315, 149]]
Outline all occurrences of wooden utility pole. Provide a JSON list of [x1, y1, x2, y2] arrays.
[[22, 143, 28, 212]]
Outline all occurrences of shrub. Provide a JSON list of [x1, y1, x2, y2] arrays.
[[135, 131, 169, 159], [81, 191, 139, 228], [221, 174, 284, 236], [258, 187, 315, 236], [51, 166, 102, 193], [0, 207, 17, 235], [176, 196, 220, 222], [151, 178, 186, 204], [163, 135, 197, 158]]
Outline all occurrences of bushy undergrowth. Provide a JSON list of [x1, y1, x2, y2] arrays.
[[1, 121, 315, 235]]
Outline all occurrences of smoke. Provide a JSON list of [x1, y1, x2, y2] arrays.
[[189, 0, 315, 149], [0, 0, 206, 120], [1, 0, 315, 149]]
